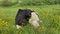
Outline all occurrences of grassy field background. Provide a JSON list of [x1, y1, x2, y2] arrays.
[[0, 5, 60, 34]]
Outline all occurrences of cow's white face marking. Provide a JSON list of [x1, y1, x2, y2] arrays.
[[29, 12, 39, 28], [16, 25, 22, 29]]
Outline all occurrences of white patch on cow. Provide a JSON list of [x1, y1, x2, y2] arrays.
[[16, 25, 22, 29], [29, 12, 39, 28]]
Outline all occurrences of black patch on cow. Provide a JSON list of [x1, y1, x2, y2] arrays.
[[15, 9, 34, 26]]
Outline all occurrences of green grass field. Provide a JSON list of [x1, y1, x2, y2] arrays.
[[0, 5, 60, 34]]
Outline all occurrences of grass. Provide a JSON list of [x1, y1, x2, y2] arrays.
[[0, 5, 60, 34]]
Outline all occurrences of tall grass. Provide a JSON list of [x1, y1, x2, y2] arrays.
[[0, 5, 60, 34]]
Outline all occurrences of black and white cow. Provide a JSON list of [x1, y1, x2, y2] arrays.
[[15, 9, 39, 29]]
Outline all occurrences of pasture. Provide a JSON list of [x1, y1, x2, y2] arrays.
[[0, 5, 60, 34]]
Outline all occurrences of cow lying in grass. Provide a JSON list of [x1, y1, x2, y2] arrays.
[[15, 9, 40, 29]]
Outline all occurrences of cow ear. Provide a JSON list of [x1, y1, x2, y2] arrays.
[[18, 9, 22, 13], [19, 9, 22, 11]]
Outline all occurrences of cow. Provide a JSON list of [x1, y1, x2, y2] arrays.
[[15, 9, 40, 29]]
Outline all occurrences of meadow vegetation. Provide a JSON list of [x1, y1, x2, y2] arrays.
[[0, 5, 60, 34], [0, 0, 60, 34]]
